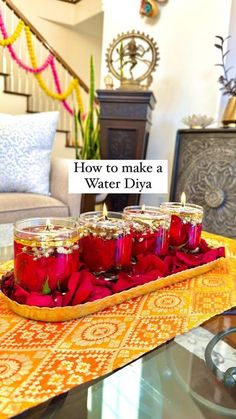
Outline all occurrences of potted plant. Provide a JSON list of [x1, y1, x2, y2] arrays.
[[215, 35, 236, 126], [74, 56, 100, 160]]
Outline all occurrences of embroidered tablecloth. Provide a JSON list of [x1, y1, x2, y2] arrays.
[[0, 232, 235, 418]]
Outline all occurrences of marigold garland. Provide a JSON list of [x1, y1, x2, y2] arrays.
[[25, 26, 82, 106], [0, 13, 53, 73], [74, 82, 84, 115], [0, 19, 24, 46], [50, 56, 73, 115], [0, 12, 84, 114]]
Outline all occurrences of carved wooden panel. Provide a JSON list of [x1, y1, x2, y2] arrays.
[[107, 129, 138, 159], [101, 103, 151, 120], [170, 129, 236, 238]]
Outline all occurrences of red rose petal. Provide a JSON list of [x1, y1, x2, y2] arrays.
[[62, 271, 82, 306], [26, 293, 55, 307], [134, 254, 165, 275], [52, 291, 63, 307], [169, 215, 188, 246], [112, 272, 136, 293], [71, 270, 94, 306], [12, 284, 29, 304], [87, 286, 112, 302]]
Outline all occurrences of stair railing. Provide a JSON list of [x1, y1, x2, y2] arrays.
[[0, 0, 89, 146]]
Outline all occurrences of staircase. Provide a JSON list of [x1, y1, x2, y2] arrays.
[[0, 0, 89, 148]]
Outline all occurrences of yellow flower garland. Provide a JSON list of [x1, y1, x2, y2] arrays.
[[0, 20, 24, 46], [0, 15, 84, 113], [74, 81, 84, 114], [24, 26, 83, 111]]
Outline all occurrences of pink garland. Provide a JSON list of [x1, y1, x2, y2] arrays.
[[50, 57, 73, 114], [0, 13, 53, 73], [0, 12, 73, 115]]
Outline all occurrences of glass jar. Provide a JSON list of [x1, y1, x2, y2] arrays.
[[14, 218, 80, 293]]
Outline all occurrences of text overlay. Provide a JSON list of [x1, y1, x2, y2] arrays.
[[69, 160, 168, 194]]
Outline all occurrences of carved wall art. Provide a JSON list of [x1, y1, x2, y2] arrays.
[[170, 129, 236, 238]]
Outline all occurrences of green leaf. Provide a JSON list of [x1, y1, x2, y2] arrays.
[[77, 55, 100, 160], [42, 276, 51, 295]]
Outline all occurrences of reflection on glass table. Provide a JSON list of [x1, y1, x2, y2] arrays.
[[16, 314, 236, 419], [0, 223, 13, 261]]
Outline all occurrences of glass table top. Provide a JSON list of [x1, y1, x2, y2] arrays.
[[14, 314, 236, 419], [0, 224, 235, 419], [0, 223, 13, 261]]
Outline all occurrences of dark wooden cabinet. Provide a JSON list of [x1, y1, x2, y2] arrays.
[[170, 129, 236, 238], [97, 89, 156, 211]]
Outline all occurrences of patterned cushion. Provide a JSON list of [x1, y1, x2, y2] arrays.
[[0, 111, 59, 195]]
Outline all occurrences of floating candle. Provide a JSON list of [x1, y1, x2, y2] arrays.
[[79, 206, 132, 275], [160, 194, 203, 250], [123, 205, 171, 258], [14, 218, 80, 294]]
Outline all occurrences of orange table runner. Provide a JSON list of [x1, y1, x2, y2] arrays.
[[0, 232, 236, 418]]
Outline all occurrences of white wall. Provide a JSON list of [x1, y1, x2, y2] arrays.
[[100, 0, 232, 205]]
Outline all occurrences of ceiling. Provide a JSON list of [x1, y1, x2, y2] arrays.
[[73, 12, 103, 38]]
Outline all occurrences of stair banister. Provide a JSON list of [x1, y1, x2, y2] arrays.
[[2, 0, 89, 94]]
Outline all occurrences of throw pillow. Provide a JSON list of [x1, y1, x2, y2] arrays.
[[0, 111, 59, 195]]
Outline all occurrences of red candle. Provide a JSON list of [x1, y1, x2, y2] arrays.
[[79, 208, 132, 275], [161, 194, 203, 250], [123, 206, 171, 258], [14, 218, 80, 294]]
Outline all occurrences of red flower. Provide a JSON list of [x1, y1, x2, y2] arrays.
[[114, 235, 132, 266], [12, 283, 29, 304], [14, 253, 45, 293], [112, 269, 162, 293], [112, 272, 137, 293], [80, 236, 116, 272], [169, 215, 188, 247], [199, 239, 210, 253], [14, 249, 81, 293], [87, 276, 113, 302], [62, 270, 94, 306], [26, 293, 55, 307], [52, 291, 63, 307], [186, 223, 202, 250], [132, 230, 157, 257], [134, 254, 166, 275], [45, 251, 81, 291], [1, 270, 14, 297], [71, 270, 94, 305]]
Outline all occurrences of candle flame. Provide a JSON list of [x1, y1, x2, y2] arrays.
[[181, 192, 186, 207], [141, 204, 145, 214], [103, 203, 108, 220], [45, 218, 51, 231]]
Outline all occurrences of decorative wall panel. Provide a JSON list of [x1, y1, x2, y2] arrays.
[[170, 129, 236, 238]]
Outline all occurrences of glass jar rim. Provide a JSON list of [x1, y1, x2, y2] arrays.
[[160, 202, 203, 213], [80, 211, 122, 219], [123, 205, 171, 220], [14, 217, 78, 237]]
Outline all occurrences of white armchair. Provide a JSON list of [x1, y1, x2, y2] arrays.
[[0, 158, 82, 223]]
